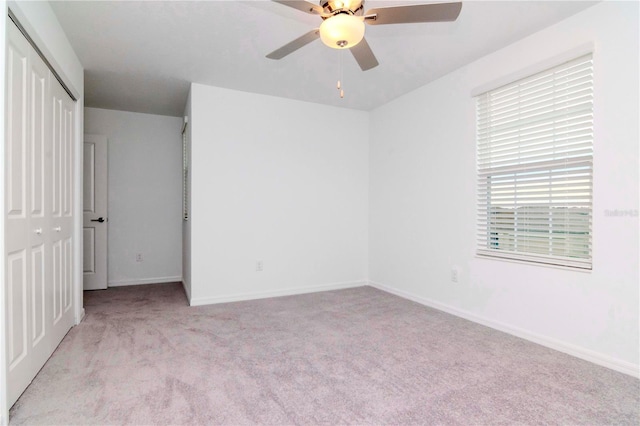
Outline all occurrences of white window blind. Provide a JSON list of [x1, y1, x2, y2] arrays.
[[476, 54, 593, 269], [182, 125, 189, 221]]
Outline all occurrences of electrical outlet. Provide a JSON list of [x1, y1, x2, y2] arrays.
[[136, 253, 143, 262], [256, 260, 263, 272], [451, 266, 459, 283]]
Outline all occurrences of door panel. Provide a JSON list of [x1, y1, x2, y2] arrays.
[[82, 134, 108, 290], [30, 53, 46, 219], [52, 240, 61, 323], [64, 237, 72, 312], [51, 97, 60, 217], [6, 30, 27, 219], [64, 110, 73, 216], [31, 244, 45, 345], [7, 250, 27, 369], [83, 142, 94, 212], [82, 228, 95, 273]]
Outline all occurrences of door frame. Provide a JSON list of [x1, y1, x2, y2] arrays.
[[1, 3, 84, 421], [1, 3, 8, 424]]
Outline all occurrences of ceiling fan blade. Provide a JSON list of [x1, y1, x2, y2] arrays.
[[272, 0, 324, 15], [266, 29, 320, 60], [364, 2, 462, 25], [350, 38, 379, 71]]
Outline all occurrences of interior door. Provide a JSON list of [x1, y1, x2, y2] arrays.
[[82, 134, 107, 290], [5, 19, 75, 407], [50, 73, 76, 345], [5, 15, 37, 408]]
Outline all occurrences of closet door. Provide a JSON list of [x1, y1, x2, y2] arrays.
[[50, 74, 75, 346], [5, 20, 75, 408], [6, 18, 41, 408]]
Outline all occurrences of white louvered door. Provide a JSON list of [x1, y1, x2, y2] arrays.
[[5, 19, 75, 407]]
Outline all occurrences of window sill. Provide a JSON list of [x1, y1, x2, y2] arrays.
[[475, 253, 593, 273]]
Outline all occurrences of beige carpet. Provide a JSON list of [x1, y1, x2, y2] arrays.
[[9, 283, 640, 425]]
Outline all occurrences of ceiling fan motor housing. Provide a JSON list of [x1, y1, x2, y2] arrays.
[[320, 0, 365, 17]]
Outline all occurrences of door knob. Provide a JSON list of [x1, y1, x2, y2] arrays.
[[53, 226, 61, 232], [34, 228, 42, 235], [91, 217, 106, 223]]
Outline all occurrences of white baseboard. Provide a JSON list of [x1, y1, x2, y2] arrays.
[[108, 276, 182, 287], [181, 280, 192, 305], [76, 308, 85, 324], [190, 280, 367, 307], [368, 281, 639, 379]]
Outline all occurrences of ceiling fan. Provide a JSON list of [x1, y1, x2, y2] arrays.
[[266, 1, 463, 71]]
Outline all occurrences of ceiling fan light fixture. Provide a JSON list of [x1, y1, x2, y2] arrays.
[[319, 14, 365, 49]]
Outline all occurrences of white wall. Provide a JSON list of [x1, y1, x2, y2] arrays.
[[369, 1, 639, 376], [84, 108, 183, 286], [2, 1, 84, 419], [189, 83, 369, 305]]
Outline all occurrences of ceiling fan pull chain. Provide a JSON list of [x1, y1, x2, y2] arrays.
[[339, 50, 345, 98]]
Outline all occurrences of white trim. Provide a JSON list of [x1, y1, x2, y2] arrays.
[[7, 2, 81, 98], [73, 99, 83, 325], [190, 280, 367, 307], [7, 9, 75, 101], [368, 281, 639, 378], [108, 276, 182, 287], [470, 42, 594, 97], [6, 2, 81, 99], [474, 254, 593, 273], [0, 3, 7, 423], [181, 280, 191, 305]]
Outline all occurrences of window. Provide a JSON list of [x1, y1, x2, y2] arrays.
[[476, 54, 593, 269]]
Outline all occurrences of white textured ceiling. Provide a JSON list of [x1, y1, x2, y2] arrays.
[[50, 0, 598, 117]]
